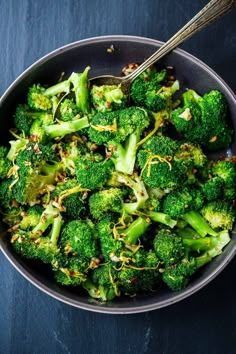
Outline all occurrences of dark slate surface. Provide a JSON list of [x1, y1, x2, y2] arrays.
[[0, 1, 236, 353]]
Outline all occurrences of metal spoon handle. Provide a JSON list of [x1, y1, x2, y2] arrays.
[[126, 0, 236, 82]]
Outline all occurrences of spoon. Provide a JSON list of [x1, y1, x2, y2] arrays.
[[89, 0, 236, 95]]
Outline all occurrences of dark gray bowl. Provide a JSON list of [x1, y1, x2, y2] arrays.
[[0, 35, 235, 314]]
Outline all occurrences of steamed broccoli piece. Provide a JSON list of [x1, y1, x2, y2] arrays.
[[182, 211, 218, 238], [89, 188, 124, 220], [53, 255, 88, 286], [0, 146, 11, 179], [82, 277, 116, 301], [0, 178, 15, 210], [109, 172, 149, 214], [89, 107, 149, 175], [153, 228, 185, 265], [171, 89, 233, 151], [201, 200, 235, 230], [162, 230, 231, 291], [69, 67, 91, 113], [75, 153, 113, 190], [90, 264, 118, 301], [51, 178, 87, 219], [120, 216, 150, 245], [19, 205, 44, 230], [162, 186, 204, 218], [14, 104, 53, 135], [201, 176, 224, 201], [13, 142, 61, 204], [137, 135, 188, 189], [144, 210, 177, 228], [61, 219, 98, 259], [11, 203, 63, 264], [56, 140, 87, 177], [90, 84, 127, 112], [211, 160, 236, 200], [27, 79, 71, 111], [43, 116, 90, 139], [130, 66, 180, 112], [59, 98, 81, 121]]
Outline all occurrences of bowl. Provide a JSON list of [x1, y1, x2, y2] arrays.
[[0, 35, 236, 314]]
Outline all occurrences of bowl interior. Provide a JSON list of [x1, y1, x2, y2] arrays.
[[0, 36, 236, 313]]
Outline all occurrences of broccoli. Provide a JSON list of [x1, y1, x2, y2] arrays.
[[137, 135, 188, 189], [69, 67, 91, 113], [153, 228, 185, 265], [89, 188, 124, 220], [61, 219, 98, 259], [53, 255, 88, 286], [90, 264, 119, 301], [75, 153, 113, 190], [211, 159, 236, 200], [201, 200, 235, 230], [89, 106, 149, 175], [27, 79, 70, 111], [11, 203, 63, 264], [19, 205, 44, 230], [201, 176, 224, 201], [163, 230, 231, 291], [90, 84, 127, 112], [162, 186, 204, 218], [171, 89, 233, 150], [59, 98, 81, 121], [0, 146, 11, 179], [0, 178, 15, 210]]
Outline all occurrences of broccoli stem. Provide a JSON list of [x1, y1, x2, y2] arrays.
[[44, 116, 89, 138], [7, 138, 28, 161], [43, 80, 71, 96], [82, 279, 116, 301], [122, 216, 150, 245], [146, 211, 177, 228], [111, 130, 141, 175], [69, 67, 91, 113], [182, 210, 218, 237], [32, 204, 62, 247]]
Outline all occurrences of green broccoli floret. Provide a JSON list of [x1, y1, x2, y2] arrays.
[[153, 228, 185, 265], [89, 106, 149, 175], [27, 79, 71, 111], [90, 264, 118, 301], [163, 230, 231, 291], [19, 205, 44, 230], [145, 80, 180, 112], [75, 153, 113, 190], [0, 146, 11, 179], [89, 188, 124, 220], [162, 186, 204, 218], [11, 142, 61, 204], [0, 179, 15, 210], [61, 219, 98, 259], [137, 135, 188, 189], [201, 176, 224, 201], [90, 84, 127, 112], [56, 140, 87, 177], [51, 178, 88, 219], [11, 203, 63, 264], [69, 67, 91, 113], [201, 200, 235, 230], [53, 254, 88, 286], [59, 98, 81, 121], [171, 89, 233, 151]]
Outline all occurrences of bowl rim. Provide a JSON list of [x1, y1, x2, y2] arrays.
[[0, 34, 236, 314]]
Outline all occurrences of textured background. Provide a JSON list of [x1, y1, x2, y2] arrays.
[[0, 1, 236, 353]]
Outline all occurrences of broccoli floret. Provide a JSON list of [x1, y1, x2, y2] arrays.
[[19, 205, 44, 230], [0, 178, 16, 210], [27, 79, 70, 111], [11, 203, 63, 264], [145, 80, 180, 112], [53, 254, 88, 286], [59, 98, 81, 121], [201, 200, 235, 230], [211, 159, 236, 188], [153, 228, 185, 265], [163, 230, 231, 291], [61, 219, 98, 259], [137, 135, 188, 189], [89, 188, 124, 220], [109, 172, 148, 214], [51, 178, 88, 219], [69, 67, 91, 113], [0, 146, 11, 179], [56, 140, 87, 177], [201, 176, 224, 201], [90, 84, 127, 112], [90, 264, 118, 301], [89, 107, 149, 175], [171, 89, 233, 151], [12, 142, 61, 204], [162, 186, 204, 218], [75, 154, 113, 190]]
